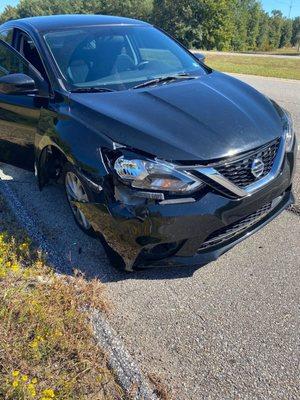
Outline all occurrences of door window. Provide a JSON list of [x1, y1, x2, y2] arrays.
[[18, 32, 48, 81], [0, 29, 14, 45], [0, 40, 30, 78]]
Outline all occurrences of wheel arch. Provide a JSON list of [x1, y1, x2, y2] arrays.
[[36, 141, 106, 193], [35, 107, 112, 190], [36, 143, 70, 189]]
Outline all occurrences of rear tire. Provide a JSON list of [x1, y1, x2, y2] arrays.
[[63, 164, 96, 237]]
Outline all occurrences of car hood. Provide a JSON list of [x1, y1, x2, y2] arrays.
[[69, 71, 283, 161]]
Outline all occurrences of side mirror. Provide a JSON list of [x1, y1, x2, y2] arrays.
[[0, 73, 37, 95], [194, 52, 206, 63]]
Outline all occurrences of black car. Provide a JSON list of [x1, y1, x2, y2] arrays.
[[0, 15, 297, 271]]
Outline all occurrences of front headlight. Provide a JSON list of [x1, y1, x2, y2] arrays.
[[114, 156, 204, 194], [282, 109, 295, 152]]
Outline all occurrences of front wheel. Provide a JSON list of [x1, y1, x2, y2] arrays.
[[63, 164, 95, 236]]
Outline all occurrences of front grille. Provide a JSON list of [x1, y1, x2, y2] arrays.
[[215, 138, 281, 188], [198, 201, 273, 251]]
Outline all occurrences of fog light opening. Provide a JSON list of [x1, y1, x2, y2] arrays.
[[140, 241, 184, 261]]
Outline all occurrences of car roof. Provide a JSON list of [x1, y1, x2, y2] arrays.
[[3, 14, 150, 32]]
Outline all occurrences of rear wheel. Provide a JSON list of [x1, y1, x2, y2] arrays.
[[63, 165, 95, 236]]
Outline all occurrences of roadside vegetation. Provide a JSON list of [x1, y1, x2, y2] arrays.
[[241, 48, 300, 56], [205, 53, 300, 80], [0, 198, 125, 400], [1, 0, 300, 54]]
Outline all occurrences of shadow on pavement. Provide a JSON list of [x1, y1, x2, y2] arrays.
[[0, 162, 203, 283]]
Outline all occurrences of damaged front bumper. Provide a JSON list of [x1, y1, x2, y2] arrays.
[[78, 178, 294, 271], [75, 140, 297, 271]]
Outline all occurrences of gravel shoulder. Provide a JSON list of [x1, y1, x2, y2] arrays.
[[0, 73, 299, 400]]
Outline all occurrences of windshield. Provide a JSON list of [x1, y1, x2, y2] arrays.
[[43, 25, 206, 91]]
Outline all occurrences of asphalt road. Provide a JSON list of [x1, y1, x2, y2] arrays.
[[0, 74, 299, 400]]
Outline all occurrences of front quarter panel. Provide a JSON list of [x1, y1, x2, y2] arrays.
[[36, 93, 113, 183]]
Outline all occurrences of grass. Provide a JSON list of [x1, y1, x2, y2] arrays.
[[0, 198, 125, 399], [204, 54, 300, 80]]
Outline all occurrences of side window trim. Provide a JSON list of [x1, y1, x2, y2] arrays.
[[0, 39, 49, 96], [14, 28, 53, 93], [0, 38, 43, 80]]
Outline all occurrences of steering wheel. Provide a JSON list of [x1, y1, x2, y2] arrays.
[[137, 60, 150, 70]]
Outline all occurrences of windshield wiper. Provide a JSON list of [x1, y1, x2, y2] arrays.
[[71, 87, 115, 93], [133, 74, 197, 89]]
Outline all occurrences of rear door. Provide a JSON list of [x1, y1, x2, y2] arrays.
[[0, 39, 48, 170]]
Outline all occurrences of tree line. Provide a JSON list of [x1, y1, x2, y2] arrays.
[[1, 0, 300, 51]]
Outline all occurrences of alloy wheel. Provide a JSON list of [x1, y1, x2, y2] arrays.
[[65, 171, 91, 230]]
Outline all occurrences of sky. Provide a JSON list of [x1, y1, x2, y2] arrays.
[[0, 0, 299, 18], [262, 0, 300, 18]]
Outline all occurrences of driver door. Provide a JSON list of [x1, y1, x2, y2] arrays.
[[0, 39, 48, 170]]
